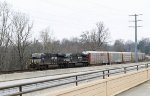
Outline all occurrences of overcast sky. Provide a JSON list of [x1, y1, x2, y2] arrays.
[[2, 0, 150, 43]]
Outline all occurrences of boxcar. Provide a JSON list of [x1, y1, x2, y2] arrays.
[[83, 51, 109, 65], [122, 52, 132, 62], [131, 52, 145, 62], [109, 52, 123, 64], [138, 53, 145, 61]]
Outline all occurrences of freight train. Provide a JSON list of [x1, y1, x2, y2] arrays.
[[28, 51, 146, 70]]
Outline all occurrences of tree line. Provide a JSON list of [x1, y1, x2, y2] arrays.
[[0, 2, 150, 71]]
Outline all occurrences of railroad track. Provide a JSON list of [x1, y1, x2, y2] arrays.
[[0, 61, 148, 75]]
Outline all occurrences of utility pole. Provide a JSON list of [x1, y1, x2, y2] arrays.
[[129, 14, 142, 63]]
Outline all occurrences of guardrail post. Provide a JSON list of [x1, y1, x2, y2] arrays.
[[19, 86, 22, 96], [103, 71, 105, 79], [107, 70, 110, 77], [137, 65, 139, 71], [75, 76, 78, 86], [124, 67, 126, 74], [145, 64, 148, 68]]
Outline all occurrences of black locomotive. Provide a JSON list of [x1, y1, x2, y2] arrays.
[[28, 53, 89, 69]]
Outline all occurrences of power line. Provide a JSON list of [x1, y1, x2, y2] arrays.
[[129, 14, 142, 63]]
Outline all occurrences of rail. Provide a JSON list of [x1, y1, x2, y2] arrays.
[[0, 63, 150, 96]]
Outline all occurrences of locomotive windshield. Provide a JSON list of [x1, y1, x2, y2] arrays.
[[32, 53, 45, 59]]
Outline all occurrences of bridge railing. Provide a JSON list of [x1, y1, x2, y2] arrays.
[[0, 63, 150, 96]]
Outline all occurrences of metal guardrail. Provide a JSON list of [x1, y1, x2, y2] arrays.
[[0, 63, 150, 96]]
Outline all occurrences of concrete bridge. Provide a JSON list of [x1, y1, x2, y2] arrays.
[[47, 67, 150, 96], [0, 62, 150, 96]]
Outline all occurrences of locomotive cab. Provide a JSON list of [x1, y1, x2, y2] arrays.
[[29, 53, 45, 69], [69, 53, 89, 67]]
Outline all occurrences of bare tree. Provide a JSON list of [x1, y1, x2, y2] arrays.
[[80, 31, 92, 51], [113, 39, 125, 52], [96, 22, 109, 48], [0, 2, 12, 71], [138, 38, 150, 54], [31, 39, 43, 53], [124, 40, 135, 52], [80, 21, 109, 51], [40, 27, 54, 52], [11, 12, 33, 70]]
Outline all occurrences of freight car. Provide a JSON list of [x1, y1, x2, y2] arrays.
[[109, 52, 123, 63], [83, 51, 109, 65], [28, 51, 146, 69], [83, 51, 146, 65]]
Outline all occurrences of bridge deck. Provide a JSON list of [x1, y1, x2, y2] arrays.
[[117, 80, 150, 96]]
